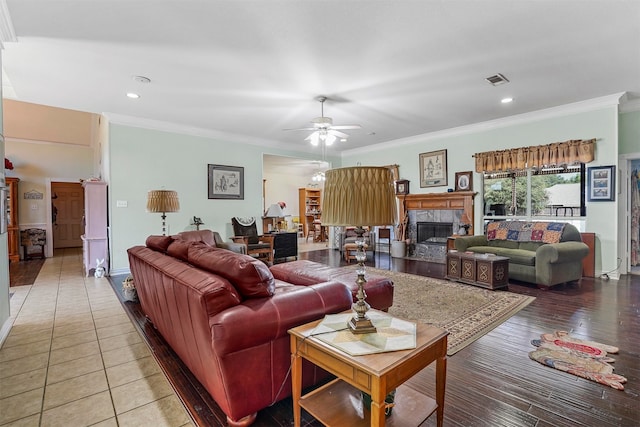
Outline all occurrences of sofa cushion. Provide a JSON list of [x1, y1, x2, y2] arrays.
[[146, 235, 174, 253], [468, 245, 536, 266], [188, 245, 275, 298], [167, 239, 197, 262], [519, 241, 543, 252]]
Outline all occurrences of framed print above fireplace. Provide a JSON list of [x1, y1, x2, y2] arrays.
[[455, 171, 472, 191], [419, 149, 447, 187]]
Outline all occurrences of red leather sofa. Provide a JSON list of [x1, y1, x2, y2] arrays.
[[127, 231, 393, 426]]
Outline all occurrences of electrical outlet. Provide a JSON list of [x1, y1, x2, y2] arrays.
[[116, 200, 128, 208]]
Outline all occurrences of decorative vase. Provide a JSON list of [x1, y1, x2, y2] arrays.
[[390, 240, 406, 258]]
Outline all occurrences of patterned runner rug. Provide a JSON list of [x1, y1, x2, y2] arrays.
[[529, 331, 627, 390], [349, 267, 536, 355]]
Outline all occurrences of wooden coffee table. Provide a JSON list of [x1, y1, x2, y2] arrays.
[[446, 251, 509, 289], [289, 311, 448, 427]]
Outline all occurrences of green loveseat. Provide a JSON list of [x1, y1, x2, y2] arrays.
[[454, 221, 588, 288]]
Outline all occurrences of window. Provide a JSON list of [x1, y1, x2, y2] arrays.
[[483, 165, 585, 218]]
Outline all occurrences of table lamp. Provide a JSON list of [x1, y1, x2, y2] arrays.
[[147, 190, 180, 235], [264, 203, 285, 231], [322, 166, 397, 333]]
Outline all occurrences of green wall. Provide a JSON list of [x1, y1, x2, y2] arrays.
[[619, 110, 640, 154], [107, 124, 340, 272], [342, 105, 620, 275]]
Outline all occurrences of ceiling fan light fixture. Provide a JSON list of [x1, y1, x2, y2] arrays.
[[324, 133, 336, 146], [306, 132, 320, 146]]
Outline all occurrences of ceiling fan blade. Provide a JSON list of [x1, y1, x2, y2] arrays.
[[283, 127, 316, 131], [330, 124, 362, 130], [328, 129, 349, 138]]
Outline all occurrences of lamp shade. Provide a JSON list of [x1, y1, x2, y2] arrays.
[[146, 190, 180, 213], [322, 166, 397, 226], [264, 203, 285, 218]]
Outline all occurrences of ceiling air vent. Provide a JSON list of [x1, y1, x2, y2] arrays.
[[485, 73, 509, 86]]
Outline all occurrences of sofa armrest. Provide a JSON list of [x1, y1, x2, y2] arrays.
[[536, 241, 589, 264], [211, 280, 352, 356], [454, 235, 489, 252], [216, 241, 247, 254]]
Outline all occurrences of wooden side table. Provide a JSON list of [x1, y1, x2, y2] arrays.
[[289, 312, 448, 427], [446, 235, 461, 252]]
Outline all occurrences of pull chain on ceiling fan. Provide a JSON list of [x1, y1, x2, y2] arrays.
[[284, 96, 362, 146]]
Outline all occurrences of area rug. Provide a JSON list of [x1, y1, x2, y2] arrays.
[[352, 267, 536, 355], [529, 331, 627, 390]]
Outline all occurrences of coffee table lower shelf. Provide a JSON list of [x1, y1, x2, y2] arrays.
[[300, 379, 437, 426]]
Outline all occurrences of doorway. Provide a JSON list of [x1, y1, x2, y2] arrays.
[[51, 182, 84, 249]]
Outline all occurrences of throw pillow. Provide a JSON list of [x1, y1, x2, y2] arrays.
[[166, 240, 199, 262], [146, 235, 174, 253], [188, 245, 275, 298]]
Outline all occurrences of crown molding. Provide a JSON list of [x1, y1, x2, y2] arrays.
[[343, 92, 626, 157], [103, 112, 297, 152], [0, 0, 17, 47]]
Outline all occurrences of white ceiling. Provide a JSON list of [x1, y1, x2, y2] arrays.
[[2, 0, 639, 156]]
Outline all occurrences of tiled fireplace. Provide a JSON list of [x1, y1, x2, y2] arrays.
[[398, 191, 476, 260]]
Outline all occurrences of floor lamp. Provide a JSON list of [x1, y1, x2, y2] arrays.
[[147, 190, 180, 235], [322, 166, 397, 333]]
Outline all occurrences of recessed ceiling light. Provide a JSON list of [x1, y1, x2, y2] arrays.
[[126, 92, 140, 99], [501, 97, 513, 104]]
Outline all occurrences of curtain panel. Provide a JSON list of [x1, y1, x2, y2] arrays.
[[474, 139, 595, 173]]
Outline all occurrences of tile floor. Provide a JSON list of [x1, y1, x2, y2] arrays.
[[1, 248, 193, 427]]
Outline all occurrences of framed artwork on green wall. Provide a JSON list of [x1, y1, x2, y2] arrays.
[[419, 149, 447, 187], [587, 165, 615, 201], [208, 164, 244, 199]]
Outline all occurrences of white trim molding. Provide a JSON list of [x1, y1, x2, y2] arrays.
[[0, 0, 16, 46], [344, 92, 627, 157]]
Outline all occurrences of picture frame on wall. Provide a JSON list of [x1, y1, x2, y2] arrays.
[[208, 164, 244, 199], [419, 149, 447, 187], [455, 171, 472, 191], [395, 179, 410, 195], [587, 165, 615, 201]]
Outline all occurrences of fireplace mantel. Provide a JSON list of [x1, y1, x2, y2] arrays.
[[398, 191, 477, 235]]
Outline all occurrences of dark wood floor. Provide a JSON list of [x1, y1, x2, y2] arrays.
[[109, 249, 639, 427]]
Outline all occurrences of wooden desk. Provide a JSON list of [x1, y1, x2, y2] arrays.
[[289, 313, 448, 427]]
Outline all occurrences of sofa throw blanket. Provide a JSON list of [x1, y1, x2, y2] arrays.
[[487, 221, 566, 244]]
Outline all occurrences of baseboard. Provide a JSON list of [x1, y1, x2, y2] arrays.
[[0, 316, 15, 349], [109, 267, 130, 276]]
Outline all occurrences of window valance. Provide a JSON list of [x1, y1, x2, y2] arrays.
[[474, 139, 595, 173]]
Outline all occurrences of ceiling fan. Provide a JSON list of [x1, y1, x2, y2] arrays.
[[284, 96, 362, 146]]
